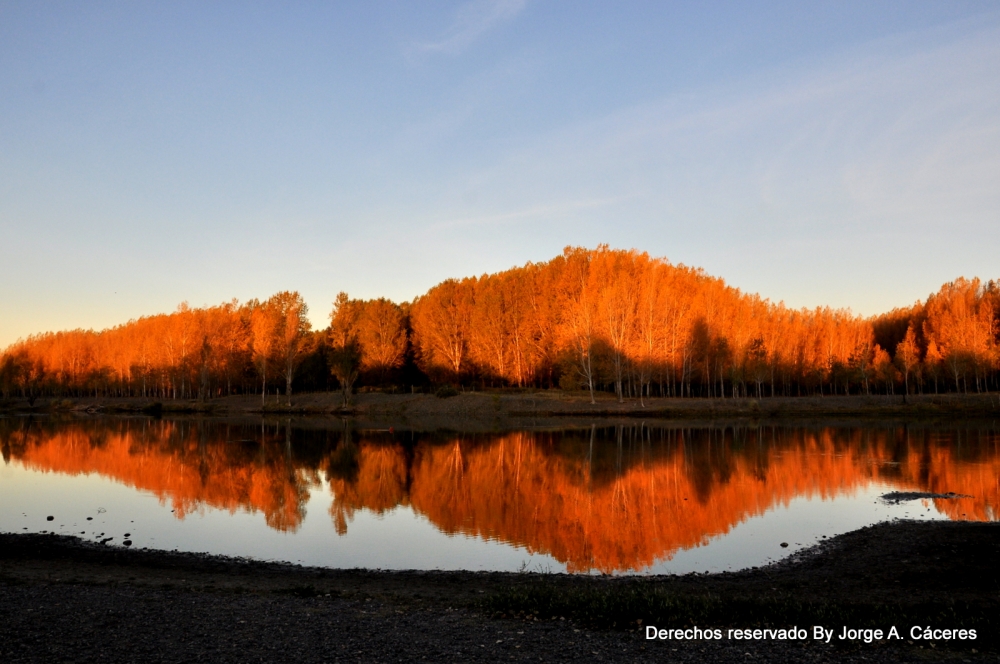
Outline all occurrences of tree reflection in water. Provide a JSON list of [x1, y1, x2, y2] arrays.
[[2, 419, 998, 573]]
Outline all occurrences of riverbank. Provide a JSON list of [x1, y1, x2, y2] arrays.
[[3, 391, 1000, 429], [1, 521, 996, 662]]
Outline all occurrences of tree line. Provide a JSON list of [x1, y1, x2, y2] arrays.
[[2, 246, 998, 402]]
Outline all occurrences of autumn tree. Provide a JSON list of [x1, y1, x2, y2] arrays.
[[356, 298, 406, 382], [556, 248, 598, 403], [409, 279, 473, 383], [924, 340, 943, 394], [746, 337, 769, 398], [268, 291, 311, 405], [6, 248, 999, 402], [597, 259, 637, 403], [251, 299, 279, 406], [329, 292, 362, 406], [895, 324, 921, 398], [872, 344, 896, 395], [632, 264, 662, 405], [849, 341, 873, 395], [0, 352, 22, 400]]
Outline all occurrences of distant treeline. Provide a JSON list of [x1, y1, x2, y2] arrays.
[[2, 246, 998, 403]]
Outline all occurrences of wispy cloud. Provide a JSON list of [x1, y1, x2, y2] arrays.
[[384, 17, 1000, 314], [414, 0, 527, 55], [455, 18, 1000, 231], [428, 196, 623, 232]]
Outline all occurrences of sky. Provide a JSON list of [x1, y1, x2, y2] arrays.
[[2, 1, 999, 347]]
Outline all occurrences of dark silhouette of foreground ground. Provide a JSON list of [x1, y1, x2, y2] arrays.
[[1, 521, 996, 663]]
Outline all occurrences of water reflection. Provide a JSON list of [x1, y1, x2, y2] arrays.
[[2, 418, 998, 573]]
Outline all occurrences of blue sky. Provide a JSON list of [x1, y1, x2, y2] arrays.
[[2, 1, 998, 346]]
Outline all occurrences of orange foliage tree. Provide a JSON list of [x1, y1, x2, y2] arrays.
[[3, 249, 998, 399]]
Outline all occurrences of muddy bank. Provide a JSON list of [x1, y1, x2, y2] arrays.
[[1, 521, 996, 662], [4, 391, 1000, 429]]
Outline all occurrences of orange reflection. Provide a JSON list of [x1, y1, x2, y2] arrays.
[[330, 427, 1000, 572], [2, 421, 998, 571], [2, 419, 313, 532], [329, 441, 409, 535]]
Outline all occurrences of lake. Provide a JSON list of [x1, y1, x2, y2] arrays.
[[1, 416, 997, 574]]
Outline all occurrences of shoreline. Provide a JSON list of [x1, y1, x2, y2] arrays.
[[1, 521, 997, 662], [3, 391, 1000, 428]]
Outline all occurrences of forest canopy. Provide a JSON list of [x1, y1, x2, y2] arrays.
[[2, 246, 998, 402]]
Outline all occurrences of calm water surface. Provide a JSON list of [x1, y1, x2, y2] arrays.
[[1, 416, 997, 574]]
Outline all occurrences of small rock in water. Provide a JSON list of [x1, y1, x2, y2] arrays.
[[124, 533, 131, 537], [86, 517, 93, 521], [46, 516, 54, 521], [123, 540, 132, 547], [780, 542, 789, 548]]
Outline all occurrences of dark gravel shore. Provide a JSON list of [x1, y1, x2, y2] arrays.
[[1, 521, 997, 663]]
